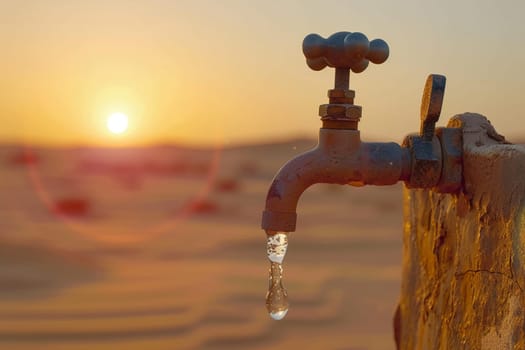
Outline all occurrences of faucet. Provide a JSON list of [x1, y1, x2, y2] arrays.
[[261, 31, 463, 234], [262, 31, 463, 320]]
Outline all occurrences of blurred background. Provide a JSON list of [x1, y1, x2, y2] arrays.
[[0, 1, 523, 349]]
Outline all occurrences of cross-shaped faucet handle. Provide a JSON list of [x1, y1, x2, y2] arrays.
[[302, 32, 389, 74]]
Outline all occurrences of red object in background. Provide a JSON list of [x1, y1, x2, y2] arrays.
[[9, 149, 39, 165], [189, 199, 218, 214], [214, 178, 240, 193], [53, 198, 90, 216]]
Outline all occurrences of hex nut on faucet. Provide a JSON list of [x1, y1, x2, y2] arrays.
[[327, 89, 355, 104], [319, 104, 362, 120], [434, 127, 463, 193], [402, 135, 443, 189]]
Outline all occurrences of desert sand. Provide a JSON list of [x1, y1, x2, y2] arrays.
[[0, 139, 404, 350]]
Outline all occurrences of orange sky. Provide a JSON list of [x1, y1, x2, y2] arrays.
[[1, 0, 524, 146]]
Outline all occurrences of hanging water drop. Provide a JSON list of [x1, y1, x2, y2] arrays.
[[265, 231, 289, 320]]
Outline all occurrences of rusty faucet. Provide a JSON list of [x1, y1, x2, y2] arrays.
[[261, 31, 463, 233], [262, 31, 464, 320]]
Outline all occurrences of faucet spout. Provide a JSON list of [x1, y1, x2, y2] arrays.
[[262, 145, 322, 232], [262, 128, 410, 232]]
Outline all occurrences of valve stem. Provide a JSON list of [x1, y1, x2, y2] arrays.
[[334, 68, 350, 90]]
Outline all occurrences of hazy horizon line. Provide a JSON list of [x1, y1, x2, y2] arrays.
[[1, 133, 523, 150], [0, 134, 319, 150]]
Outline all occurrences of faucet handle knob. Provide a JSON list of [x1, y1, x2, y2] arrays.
[[302, 32, 389, 73], [420, 74, 446, 141]]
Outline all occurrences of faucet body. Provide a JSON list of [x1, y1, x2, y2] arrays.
[[262, 128, 411, 232], [261, 32, 462, 234]]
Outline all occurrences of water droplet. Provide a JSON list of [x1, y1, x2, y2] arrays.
[[270, 309, 288, 320], [265, 231, 289, 320], [266, 231, 288, 264]]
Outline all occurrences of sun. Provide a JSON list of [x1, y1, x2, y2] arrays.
[[106, 112, 129, 134]]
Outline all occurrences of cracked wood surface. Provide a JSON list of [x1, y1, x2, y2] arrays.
[[396, 113, 525, 350]]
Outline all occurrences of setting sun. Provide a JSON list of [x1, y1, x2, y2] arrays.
[[106, 112, 129, 134]]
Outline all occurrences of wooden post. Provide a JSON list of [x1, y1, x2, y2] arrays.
[[395, 113, 525, 349]]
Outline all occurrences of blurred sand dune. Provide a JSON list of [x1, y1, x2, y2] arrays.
[[0, 140, 403, 350]]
